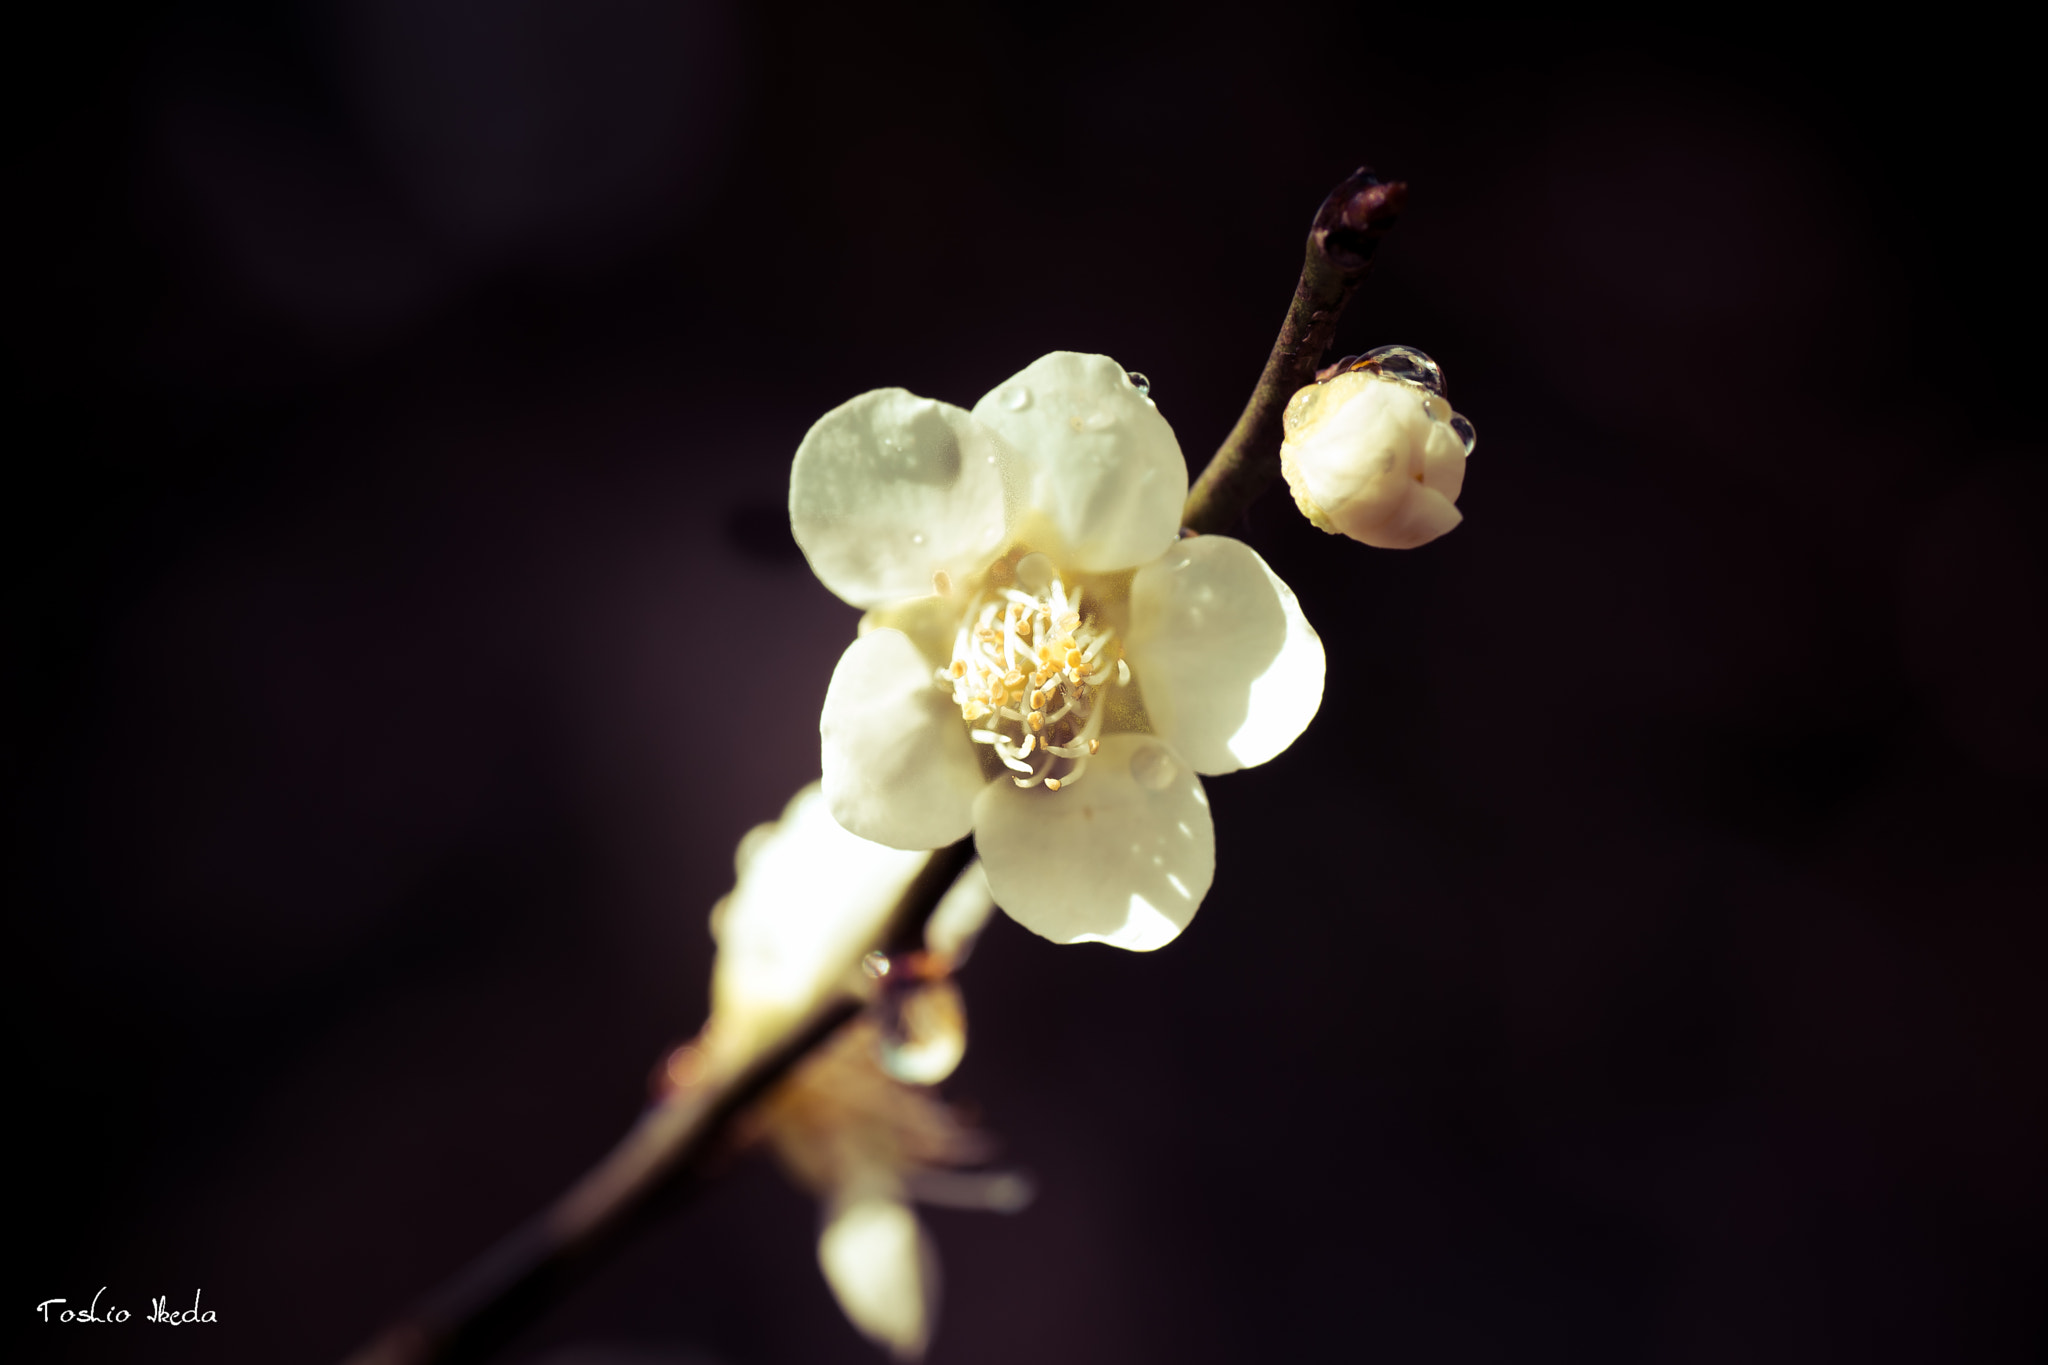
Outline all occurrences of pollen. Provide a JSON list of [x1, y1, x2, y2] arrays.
[[940, 558, 1124, 795]]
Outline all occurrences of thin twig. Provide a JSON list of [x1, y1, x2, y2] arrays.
[[1181, 167, 1406, 535], [341, 839, 976, 1365]]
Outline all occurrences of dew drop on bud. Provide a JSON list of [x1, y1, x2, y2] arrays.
[[1128, 744, 1178, 792], [999, 385, 1031, 412], [1356, 344, 1446, 396], [1126, 371, 1151, 396], [877, 977, 967, 1085], [1450, 413, 1477, 455], [860, 951, 891, 980]]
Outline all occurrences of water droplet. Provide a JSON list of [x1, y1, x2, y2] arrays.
[[910, 532, 926, 546], [999, 385, 1031, 412], [1355, 344, 1446, 396], [1126, 371, 1151, 396], [1129, 744, 1178, 792], [1083, 411, 1115, 432], [1450, 413, 1477, 455], [877, 977, 966, 1085], [860, 951, 891, 980], [1014, 552, 1054, 594]]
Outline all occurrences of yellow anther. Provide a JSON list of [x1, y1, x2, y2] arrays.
[[1087, 738, 1099, 754], [949, 660, 966, 678], [1028, 711, 1044, 732], [1046, 777, 1062, 792], [933, 569, 952, 596], [1065, 648, 1082, 668], [1004, 670, 1024, 688]]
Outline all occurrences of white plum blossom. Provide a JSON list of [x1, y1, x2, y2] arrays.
[[790, 351, 1326, 951], [707, 784, 1018, 1360], [1279, 350, 1476, 549], [707, 782, 931, 1065]]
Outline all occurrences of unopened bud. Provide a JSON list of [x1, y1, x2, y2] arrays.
[[1278, 355, 1475, 549]]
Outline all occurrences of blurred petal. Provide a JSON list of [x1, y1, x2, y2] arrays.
[[818, 1196, 939, 1361], [711, 785, 927, 1052], [970, 352, 1185, 571], [1126, 535, 1325, 774], [792, 388, 1016, 608], [821, 630, 985, 850], [924, 859, 995, 964], [973, 733, 1213, 951]]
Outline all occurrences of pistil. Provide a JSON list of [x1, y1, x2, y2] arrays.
[[937, 566, 1123, 792]]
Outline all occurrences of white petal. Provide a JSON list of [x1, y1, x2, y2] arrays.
[[1349, 481, 1463, 550], [1124, 535, 1325, 774], [969, 352, 1185, 572], [818, 1195, 939, 1361], [712, 784, 928, 1053], [792, 388, 1017, 608], [821, 629, 985, 850], [973, 733, 1214, 951]]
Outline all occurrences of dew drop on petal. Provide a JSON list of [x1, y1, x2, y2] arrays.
[[1357, 344, 1446, 396], [1014, 552, 1054, 594], [877, 977, 966, 1085], [1126, 371, 1151, 396], [911, 532, 926, 546], [860, 951, 891, 980], [1128, 744, 1178, 792], [999, 385, 1032, 412], [1450, 413, 1478, 455]]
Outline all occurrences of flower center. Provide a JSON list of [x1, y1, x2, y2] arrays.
[[936, 554, 1129, 793]]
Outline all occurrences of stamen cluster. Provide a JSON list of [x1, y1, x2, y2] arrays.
[[938, 566, 1128, 793]]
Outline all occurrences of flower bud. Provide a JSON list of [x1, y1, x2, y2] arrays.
[[1278, 365, 1474, 549]]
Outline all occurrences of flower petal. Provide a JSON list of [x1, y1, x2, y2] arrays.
[[970, 352, 1185, 572], [1353, 481, 1463, 550], [818, 1195, 939, 1362], [1124, 535, 1325, 774], [973, 733, 1214, 951], [711, 783, 928, 1055], [821, 629, 985, 850], [792, 388, 1017, 609]]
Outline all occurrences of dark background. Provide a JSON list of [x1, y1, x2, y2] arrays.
[[16, 6, 2046, 1363]]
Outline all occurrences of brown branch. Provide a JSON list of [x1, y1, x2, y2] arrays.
[[1181, 167, 1406, 535], [340, 837, 976, 1365]]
